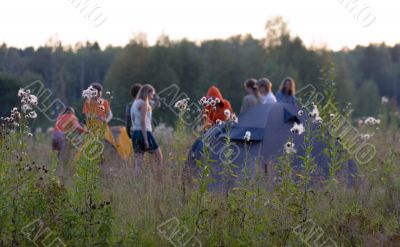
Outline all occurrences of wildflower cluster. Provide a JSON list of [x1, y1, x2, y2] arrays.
[[215, 109, 238, 125], [199, 96, 221, 108], [199, 95, 239, 127], [82, 85, 107, 112], [364, 117, 381, 125], [82, 86, 98, 100], [1, 88, 38, 137], [18, 88, 38, 118]]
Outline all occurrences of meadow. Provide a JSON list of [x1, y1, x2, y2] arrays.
[[1, 82, 400, 247]]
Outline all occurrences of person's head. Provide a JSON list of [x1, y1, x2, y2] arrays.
[[137, 84, 156, 102], [130, 83, 142, 99], [90, 82, 103, 97], [244, 78, 260, 98], [257, 78, 272, 95], [63, 106, 75, 115], [279, 77, 295, 96]]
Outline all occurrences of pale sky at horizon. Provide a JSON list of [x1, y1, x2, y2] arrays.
[[0, 0, 398, 51]]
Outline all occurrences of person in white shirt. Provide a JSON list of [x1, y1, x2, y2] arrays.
[[257, 78, 277, 104]]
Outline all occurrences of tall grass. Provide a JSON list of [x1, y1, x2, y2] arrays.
[[1, 80, 400, 246]]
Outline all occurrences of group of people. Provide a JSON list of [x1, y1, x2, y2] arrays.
[[240, 76, 296, 113], [202, 76, 296, 129], [51, 81, 163, 178], [51, 76, 297, 178]]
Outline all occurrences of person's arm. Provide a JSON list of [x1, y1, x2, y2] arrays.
[[125, 104, 132, 138], [272, 93, 277, 103], [140, 101, 149, 149], [72, 116, 86, 133], [82, 101, 88, 118], [240, 96, 248, 114], [105, 100, 113, 123], [275, 91, 281, 102]]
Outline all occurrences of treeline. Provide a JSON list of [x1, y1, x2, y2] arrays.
[[0, 18, 399, 127]]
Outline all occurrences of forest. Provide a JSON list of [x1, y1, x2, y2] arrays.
[[0, 18, 398, 128]]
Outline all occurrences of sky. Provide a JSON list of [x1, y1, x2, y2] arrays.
[[0, 0, 398, 51]]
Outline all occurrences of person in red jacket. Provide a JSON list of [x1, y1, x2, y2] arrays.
[[52, 106, 85, 152], [200, 86, 235, 130]]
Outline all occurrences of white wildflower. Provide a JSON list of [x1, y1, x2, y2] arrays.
[[82, 86, 98, 99], [97, 98, 104, 105], [360, 133, 373, 141], [330, 113, 335, 119], [18, 88, 25, 97], [290, 122, 305, 135], [207, 98, 213, 105], [199, 97, 207, 105], [28, 95, 38, 105], [215, 98, 221, 104], [11, 111, 20, 119], [21, 104, 31, 113], [315, 116, 323, 124], [174, 98, 190, 112], [284, 142, 296, 154], [28, 111, 37, 119], [224, 109, 231, 119], [309, 104, 319, 119], [381, 96, 389, 104], [244, 131, 251, 142], [231, 114, 239, 123], [298, 110, 304, 116], [216, 119, 223, 125], [106, 91, 111, 95], [27, 133, 33, 137]]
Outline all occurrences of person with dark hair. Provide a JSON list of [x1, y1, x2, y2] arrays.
[[52, 106, 85, 152], [83, 82, 113, 123], [257, 77, 277, 104], [126, 83, 142, 138], [276, 77, 296, 105], [240, 78, 262, 113], [130, 84, 163, 176], [52, 106, 86, 184], [82, 82, 116, 147]]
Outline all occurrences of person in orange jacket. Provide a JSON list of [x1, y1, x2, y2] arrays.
[[199, 86, 235, 130]]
